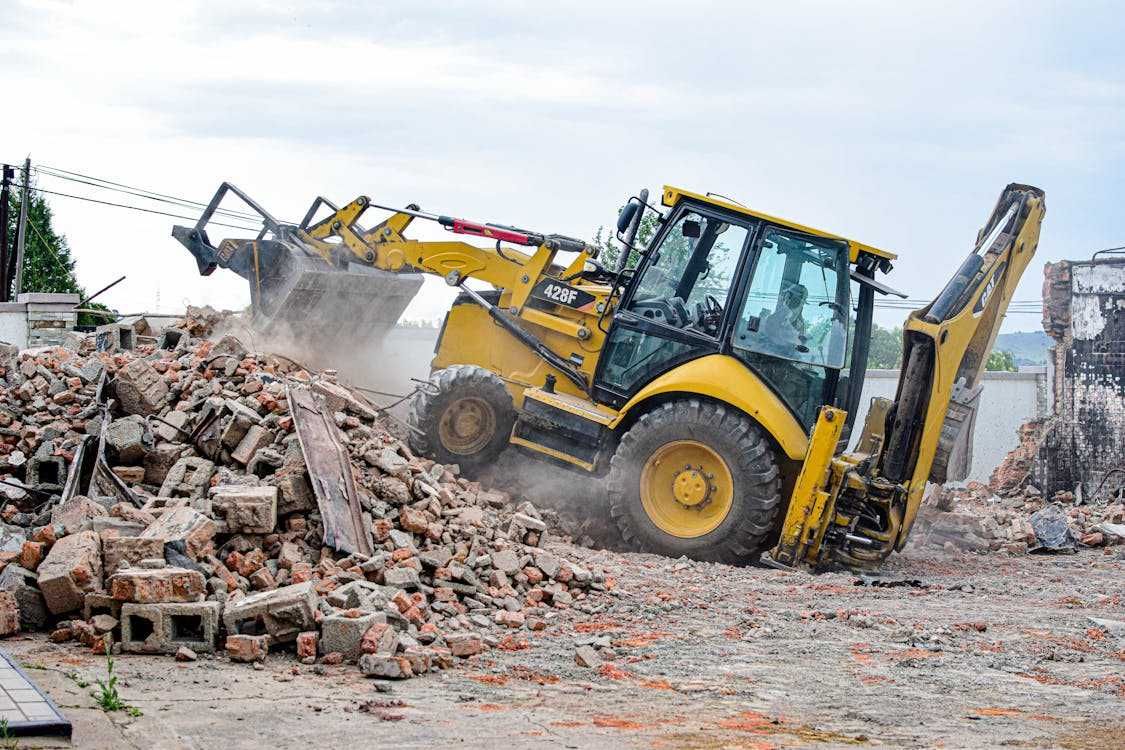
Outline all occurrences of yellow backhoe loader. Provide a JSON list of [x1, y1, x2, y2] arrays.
[[172, 182, 1045, 570]]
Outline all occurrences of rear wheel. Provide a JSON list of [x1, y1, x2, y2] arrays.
[[607, 399, 782, 565], [408, 365, 515, 472]]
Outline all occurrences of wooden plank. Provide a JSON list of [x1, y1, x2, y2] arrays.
[[288, 385, 373, 556]]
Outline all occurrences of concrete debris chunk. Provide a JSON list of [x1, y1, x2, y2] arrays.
[[0, 313, 603, 681], [37, 530, 103, 615]]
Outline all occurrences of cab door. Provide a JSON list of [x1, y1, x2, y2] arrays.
[[594, 205, 755, 407]]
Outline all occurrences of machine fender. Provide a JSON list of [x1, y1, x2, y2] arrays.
[[611, 354, 809, 461]]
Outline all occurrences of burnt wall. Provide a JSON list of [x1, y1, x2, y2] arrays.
[[1035, 260, 1125, 495]]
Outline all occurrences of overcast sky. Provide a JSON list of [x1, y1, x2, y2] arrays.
[[2, 0, 1123, 332]]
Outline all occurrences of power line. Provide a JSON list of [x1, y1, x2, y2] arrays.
[[25, 214, 79, 283], [11, 183, 263, 232], [33, 166, 265, 224], [35, 163, 300, 224]]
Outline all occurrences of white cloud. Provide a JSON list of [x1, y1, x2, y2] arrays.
[[0, 0, 1122, 334]]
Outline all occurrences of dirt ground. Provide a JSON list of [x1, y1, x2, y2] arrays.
[[3, 542, 1122, 750]]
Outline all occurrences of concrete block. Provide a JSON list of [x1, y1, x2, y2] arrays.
[[95, 324, 135, 353], [109, 566, 205, 603], [144, 443, 185, 485], [211, 485, 277, 534], [25, 454, 66, 487], [326, 580, 394, 610], [102, 535, 165, 577], [140, 506, 216, 559], [114, 357, 168, 416], [231, 425, 273, 465], [0, 565, 47, 630], [320, 611, 386, 660], [273, 469, 315, 515], [50, 495, 107, 535], [0, 592, 19, 636], [83, 592, 122, 622], [222, 580, 318, 644], [37, 530, 103, 615], [226, 634, 269, 662], [158, 456, 215, 500], [358, 654, 412, 679], [121, 600, 221, 655], [154, 412, 191, 443], [105, 415, 148, 463]]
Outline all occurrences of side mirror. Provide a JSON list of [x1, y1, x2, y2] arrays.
[[682, 219, 702, 239], [616, 201, 640, 235]]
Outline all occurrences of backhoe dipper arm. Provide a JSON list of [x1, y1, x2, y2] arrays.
[[881, 183, 1046, 540], [772, 183, 1045, 570]]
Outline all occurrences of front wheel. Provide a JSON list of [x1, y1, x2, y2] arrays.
[[407, 365, 515, 472], [607, 399, 782, 565]]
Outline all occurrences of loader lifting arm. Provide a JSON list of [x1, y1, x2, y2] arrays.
[[172, 184, 612, 392], [771, 183, 1046, 570]]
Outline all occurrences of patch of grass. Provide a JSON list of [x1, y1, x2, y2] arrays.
[[0, 717, 19, 749], [91, 642, 141, 717], [66, 671, 89, 689], [18, 661, 45, 671]]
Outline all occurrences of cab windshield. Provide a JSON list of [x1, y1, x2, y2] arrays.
[[732, 228, 851, 428]]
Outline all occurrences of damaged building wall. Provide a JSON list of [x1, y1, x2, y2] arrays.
[[1035, 259, 1125, 495]]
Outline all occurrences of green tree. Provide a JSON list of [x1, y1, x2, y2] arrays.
[[867, 323, 903, 369], [986, 349, 1017, 372], [5, 178, 111, 325], [591, 197, 661, 272]]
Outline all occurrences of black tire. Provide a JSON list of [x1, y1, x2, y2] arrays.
[[607, 399, 782, 565], [408, 365, 515, 472]]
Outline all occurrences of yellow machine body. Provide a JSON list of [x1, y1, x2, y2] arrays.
[[175, 180, 1043, 571]]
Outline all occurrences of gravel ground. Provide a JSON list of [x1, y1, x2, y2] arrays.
[[3, 542, 1122, 749]]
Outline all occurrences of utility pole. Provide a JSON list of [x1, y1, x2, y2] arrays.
[[12, 157, 29, 298], [0, 165, 12, 301]]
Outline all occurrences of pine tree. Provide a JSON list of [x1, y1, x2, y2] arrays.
[[5, 175, 109, 325]]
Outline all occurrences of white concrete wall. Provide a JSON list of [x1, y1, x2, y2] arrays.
[[851, 368, 1047, 484], [0, 306, 28, 349]]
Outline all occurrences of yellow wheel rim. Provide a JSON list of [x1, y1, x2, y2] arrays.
[[437, 397, 496, 455], [640, 440, 734, 539]]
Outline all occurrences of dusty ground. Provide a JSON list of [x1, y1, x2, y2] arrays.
[[2, 542, 1122, 750]]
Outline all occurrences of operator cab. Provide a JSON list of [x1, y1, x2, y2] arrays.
[[594, 186, 899, 440]]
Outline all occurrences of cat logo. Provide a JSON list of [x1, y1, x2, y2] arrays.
[[531, 279, 596, 311], [973, 260, 1007, 314]]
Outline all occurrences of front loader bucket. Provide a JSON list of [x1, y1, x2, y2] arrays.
[[171, 182, 424, 366], [253, 257, 423, 359]]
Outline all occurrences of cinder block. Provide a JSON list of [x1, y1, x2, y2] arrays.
[[140, 506, 216, 559], [114, 357, 168, 416], [222, 580, 318, 644], [320, 611, 386, 661], [158, 457, 215, 500], [102, 536, 165, 577], [109, 566, 205, 603], [211, 485, 277, 534], [120, 600, 221, 655], [0, 565, 48, 630], [95, 324, 135, 353], [83, 592, 122, 622]]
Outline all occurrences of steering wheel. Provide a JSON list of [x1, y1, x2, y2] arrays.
[[694, 294, 724, 335], [632, 297, 690, 328]]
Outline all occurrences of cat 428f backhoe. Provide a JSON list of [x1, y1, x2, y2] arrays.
[[173, 182, 1045, 570]]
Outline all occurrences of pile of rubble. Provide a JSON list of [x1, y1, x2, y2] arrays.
[[915, 480, 1125, 555], [0, 314, 608, 680]]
